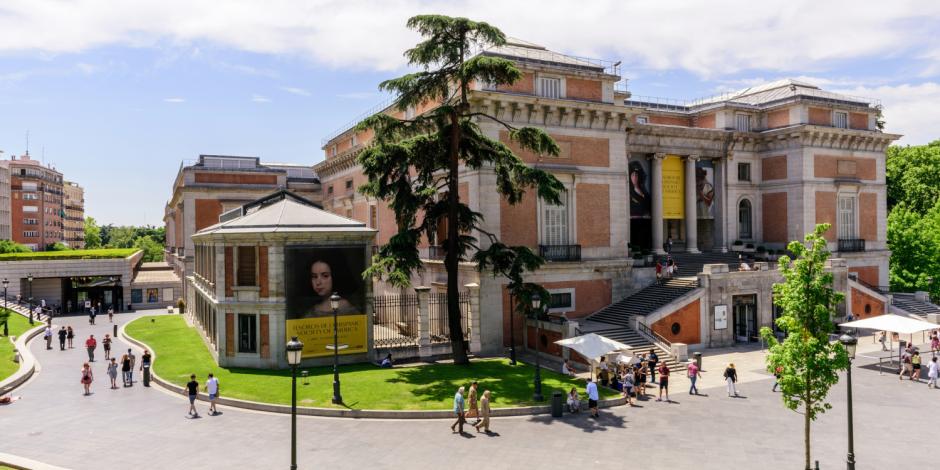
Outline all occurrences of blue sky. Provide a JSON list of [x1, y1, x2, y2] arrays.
[[1, 0, 938, 226]]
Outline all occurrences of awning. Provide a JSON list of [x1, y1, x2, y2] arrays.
[[554, 333, 631, 361], [839, 314, 938, 335]]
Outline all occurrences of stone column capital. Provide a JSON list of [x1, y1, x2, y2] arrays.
[[653, 153, 667, 160], [687, 154, 700, 162]]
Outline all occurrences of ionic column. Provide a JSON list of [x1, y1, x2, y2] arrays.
[[652, 153, 666, 255], [685, 155, 700, 253]]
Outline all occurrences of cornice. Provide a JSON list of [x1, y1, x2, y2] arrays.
[[470, 92, 635, 132]]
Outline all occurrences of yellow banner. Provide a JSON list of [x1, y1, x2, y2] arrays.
[[661, 155, 685, 219], [286, 315, 369, 358]]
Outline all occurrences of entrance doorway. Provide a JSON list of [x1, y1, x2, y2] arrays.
[[63, 276, 123, 313], [630, 219, 651, 253], [732, 294, 757, 342]]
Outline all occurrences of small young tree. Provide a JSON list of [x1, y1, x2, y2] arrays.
[[760, 224, 849, 470], [358, 15, 564, 364]]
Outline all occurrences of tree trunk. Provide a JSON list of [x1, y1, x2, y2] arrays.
[[447, 108, 469, 365], [804, 370, 811, 470]]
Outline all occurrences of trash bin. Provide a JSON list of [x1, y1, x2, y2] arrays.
[[693, 352, 702, 369], [551, 391, 564, 417], [143, 365, 151, 387]]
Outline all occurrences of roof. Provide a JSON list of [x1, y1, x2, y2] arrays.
[[481, 36, 619, 76], [132, 268, 181, 285], [196, 191, 374, 236]]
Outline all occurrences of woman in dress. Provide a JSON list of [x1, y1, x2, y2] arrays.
[[107, 358, 119, 389], [80, 362, 93, 395], [66, 326, 74, 348]]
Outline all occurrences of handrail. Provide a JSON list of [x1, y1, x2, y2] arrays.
[[634, 320, 672, 353]]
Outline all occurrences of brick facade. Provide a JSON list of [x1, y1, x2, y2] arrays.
[[761, 155, 787, 181], [762, 193, 788, 242], [576, 183, 610, 247], [651, 298, 701, 345], [851, 287, 884, 319]]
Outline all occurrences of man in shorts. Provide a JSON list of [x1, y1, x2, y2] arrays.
[[657, 363, 670, 402], [205, 373, 220, 416], [586, 378, 599, 419], [186, 374, 199, 417]]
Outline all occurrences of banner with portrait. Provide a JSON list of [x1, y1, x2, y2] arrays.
[[629, 157, 651, 218], [661, 155, 684, 219], [695, 159, 715, 219], [285, 246, 369, 358]]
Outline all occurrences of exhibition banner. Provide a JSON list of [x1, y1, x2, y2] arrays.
[[286, 315, 368, 358], [661, 155, 684, 219], [696, 159, 715, 219]]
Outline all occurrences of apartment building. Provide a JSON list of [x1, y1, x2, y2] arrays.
[[63, 181, 85, 249], [0, 164, 10, 240], [0, 154, 65, 250], [315, 38, 899, 356]]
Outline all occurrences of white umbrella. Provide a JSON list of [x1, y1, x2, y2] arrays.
[[839, 314, 937, 335], [555, 333, 632, 360], [615, 353, 637, 365]]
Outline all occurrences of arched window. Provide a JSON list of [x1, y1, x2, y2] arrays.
[[738, 199, 752, 239]]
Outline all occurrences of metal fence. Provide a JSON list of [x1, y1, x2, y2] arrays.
[[429, 292, 471, 344], [372, 294, 420, 350]]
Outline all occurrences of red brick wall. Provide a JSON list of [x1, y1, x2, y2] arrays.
[[497, 72, 535, 94], [499, 193, 538, 248], [815, 191, 837, 242], [649, 115, 692, 127], [259, 314, 270, 358], [566, 78, 603, 102], [814, 155, 876, 180], [194, 199, 223, 231], [762, 155, 788, 181], [224, 247, 233, 297], [850, 266, 880, 286], [767, 109, 790, 128], [859, 193, 877, 241], [576, 183, 610, 248], [849, 112, 869, 130], [501, 279, 612, 346], [762, 193, 788, 242], [225, 312, 234, 356], [258, 246, 269, 297], [694, 114, 716, 128], [809, 107, 831, 125], [651, 299, 701, 345], [195, 172, 278, 185], [499, 131, 610, 167], [526, 326, 564, 357], [851, 287, 885, 319]]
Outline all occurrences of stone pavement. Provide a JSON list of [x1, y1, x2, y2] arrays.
[[0, 310, 934, 469]]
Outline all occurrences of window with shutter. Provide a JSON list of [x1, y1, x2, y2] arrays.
[[236, 246, 257, 286], [538, 77, 561, 99]]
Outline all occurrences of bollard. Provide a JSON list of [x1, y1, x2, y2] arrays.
[[113, 324, 118, 337], [143, 365, 151, 387], [551, 391, 564, 417]]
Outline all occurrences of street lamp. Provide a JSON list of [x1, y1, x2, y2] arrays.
[[27, 273, 33, 325], [509, 293, 517, 365], [839, 332, 858, 470], [286, 336, 304, 470], [2, 278, 8, 336], [531, 293, 544, 402], [329, 292, 343, 405]]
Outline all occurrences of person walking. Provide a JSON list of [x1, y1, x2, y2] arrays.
[[450, 386, 466, 434], [656, 362, 670, 402], [85, 335, 97, 362], [120, 352, 132, 387], [43, 326, 53, 350], [125, 349, 136, 386], [186, 374, 200, 417], [466, 381, 480, 425], [911, 351, 922, 382], [107, 358, 119, 389], [108, 307, 114, 323], [931, 332, 939, 357], [586, 378, 600, 418], [900, 348, 913, 380], [687, 361, 701, 395], [927, 357, 939, 388], [206, 373, 220, 416], [474, 390, 492, 433], [140, 349, 152, 386], [80, 362, 93, 395], [57, 326, 67, 351], [102, 334, 112, 361], [772, 365, 783, 392], [66, 326, 74, 348], [724, 363, 738, 397], [88, 307, 95, 325], [879, 331, 888, 352], [622, 367, 635, 405]]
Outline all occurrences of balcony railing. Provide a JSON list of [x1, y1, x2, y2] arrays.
[[838, 239, 865, 252], [427, 245, 446, 261], [539, 244, 581, 262]]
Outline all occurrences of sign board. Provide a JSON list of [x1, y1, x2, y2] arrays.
[[661, 155, 685, 219], [714, 304, 728, 330]]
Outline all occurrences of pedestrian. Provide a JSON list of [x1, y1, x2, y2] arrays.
[[186, 374, 200, 417], [66, 326, 74, 348], [687, 361, 701, 395], [206, 373, 220, 415], [108, 307, 114, 323], [931, 332, 939, 357], [928, 357, 939, 389], [772, 365, 783, 392], [655, 260, 663, 285], [562, 359, 575, 376], [666, 236, 673, 253], [466, 381, 480, 425], [102, 334, 112, 360], [89, 307, 96, 325], [126, 349, 136, 386], [120, 352, 132, 387], [879, 331, 888, 352], [724, 363, 738, 397], [80, 362, 93, 395], [599, 357, 610, 387], [107, 358, 119, 389], [140, 349, 152, 386], [474, 390, 492, 433], [637, 361, 648, 397], [648, 350, 659, 384], [57, 326, 67, 350], [567, 387, 581, 412], [657, 362, 670, 402], [586, 377, 599, 418], [450, 386, 465, 434], [85, 335, 97, 362], [43, 326, 53, 350], [900, 348, 913, 380], [911, 351, 922, 382]]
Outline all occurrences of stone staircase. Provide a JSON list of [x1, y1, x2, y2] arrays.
[[890, 293, 940, 319], [669, 251, 750, 278], [2, 297, 51, 324]]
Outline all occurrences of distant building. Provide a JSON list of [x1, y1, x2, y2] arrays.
[[0, 164, 10, 240], [63, 181, 85, 249], [0, 154, 64, 250]]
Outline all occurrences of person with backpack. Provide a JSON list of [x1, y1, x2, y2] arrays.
[[80, 362, 93, 395]]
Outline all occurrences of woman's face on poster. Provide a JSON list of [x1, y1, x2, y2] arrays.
[[309, 261, 334, 297], [630, 169, 639, 187]]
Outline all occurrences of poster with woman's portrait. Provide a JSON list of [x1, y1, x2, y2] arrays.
[[695, 160, 715, 219], [629, 158, 652, 218], [285, 246, 369, 358]]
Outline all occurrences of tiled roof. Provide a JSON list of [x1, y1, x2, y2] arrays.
[[196, 195, 373, 235]]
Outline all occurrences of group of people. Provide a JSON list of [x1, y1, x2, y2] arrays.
[[899, 339, 939, 387], [655, 256, 680, 283], [451, 381, 492, 434], [183, 373, 221, 417], [80, 345, 152, 395]]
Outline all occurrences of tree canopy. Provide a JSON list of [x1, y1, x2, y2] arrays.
[[84, 216, 165, 261]]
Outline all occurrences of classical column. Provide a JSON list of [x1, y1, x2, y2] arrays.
[[685, 155, 700, 253], [652, 153, 666, 254], [415, 286, 432, 358]]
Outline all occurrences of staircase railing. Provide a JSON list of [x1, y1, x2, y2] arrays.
[[634, 320, 673, 354]]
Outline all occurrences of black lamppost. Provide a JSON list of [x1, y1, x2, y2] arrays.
[[839, 332, 858, 470], [531, 293, 543, 402], [286, 336, 304, 470], [2, 278, 8, 336], [509, 293, 517, 365], [329, 292, 343, 405], [27, 273, 33, 325]]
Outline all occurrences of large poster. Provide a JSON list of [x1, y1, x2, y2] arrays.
[[285, 246, 369, 358], [696, 159, 715, 219], [661, 155, 684, 219], [629, 158, 651, 218]]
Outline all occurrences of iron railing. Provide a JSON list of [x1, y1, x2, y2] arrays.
[[539, 244, 581, 262], [372, 294, 420, 349], [428, 292, 471, 344], [635, 321, 672, 352], [838, 239, 866, 252]]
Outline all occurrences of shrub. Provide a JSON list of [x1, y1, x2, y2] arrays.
[[176, 298, 186, 314]]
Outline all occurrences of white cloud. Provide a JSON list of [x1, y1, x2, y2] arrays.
[[0, 1, 938, 77], [163, 97, 185, 103], [251, 94, 270, 103], [75, 62, 97, 74], [281, 86, 311, 96], [835, 82, 940, 146]]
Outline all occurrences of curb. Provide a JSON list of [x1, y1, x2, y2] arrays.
[[0, 323, 47, 396], [120, 322, 627, 419], [0, 452, 70, 470]]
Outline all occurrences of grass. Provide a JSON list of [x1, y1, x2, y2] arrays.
[[1, 310, 38, 382], [126, 315, 617, 410], [0, 248, 139, 261]]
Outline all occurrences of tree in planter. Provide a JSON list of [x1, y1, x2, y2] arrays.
[[759, 223, 850, 470], [358, 15, 564, 364]]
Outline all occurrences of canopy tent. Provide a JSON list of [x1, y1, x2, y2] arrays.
[[839, 314, 937, 335], [555, 333, 632, 360]]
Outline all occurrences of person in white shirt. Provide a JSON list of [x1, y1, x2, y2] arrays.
[[928, 357, 939, 389], [586, 378, 599, 419], [205, 373, 220, 415], [562, 359, 575, 376]]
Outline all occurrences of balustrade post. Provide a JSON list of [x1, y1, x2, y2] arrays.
[[464, 283, 481, 354]]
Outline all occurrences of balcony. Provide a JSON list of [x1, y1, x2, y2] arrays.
[[539, 244, 581, 262], [837, 239, 865, 252]]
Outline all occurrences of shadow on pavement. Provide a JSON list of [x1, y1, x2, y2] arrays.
[[526, 411, 626, 432]]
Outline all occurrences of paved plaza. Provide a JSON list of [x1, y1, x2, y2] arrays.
[[0, 310, 934, 469]]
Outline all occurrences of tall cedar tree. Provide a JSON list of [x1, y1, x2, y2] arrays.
[[357, 15, 564, 364], [759, 224, 849, 470]]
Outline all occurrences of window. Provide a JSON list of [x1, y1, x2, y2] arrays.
[[22, 182, 37, 191], [738, 199, 753, 239], [737, 162, 751, 182], [147, 288, 159, 303], [327, 185, 333, 195], [351, 134, 358, 146], [547, 288, 575, 313], [131, 289, 143, 304], [838, 195, 857, 239], [833, 111, 848, 129], [541, 194, 569, 246], [22, 231, 38, 237], [236, 246, 257, 286], [636, 116, 649, 124], [23, 193, 38, 200], [23, 218, 37, 225], [237, 314, 257, 354], [345, 180, 353, 191], [735, 113, 751, 132], [404, 106, 416, 119], [538, 76, 561, 99]]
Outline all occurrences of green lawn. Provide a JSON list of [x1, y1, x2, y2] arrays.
[[1, 311, 37, 382], [126, 315, 616, 410], [0, 248, 139, 261]]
